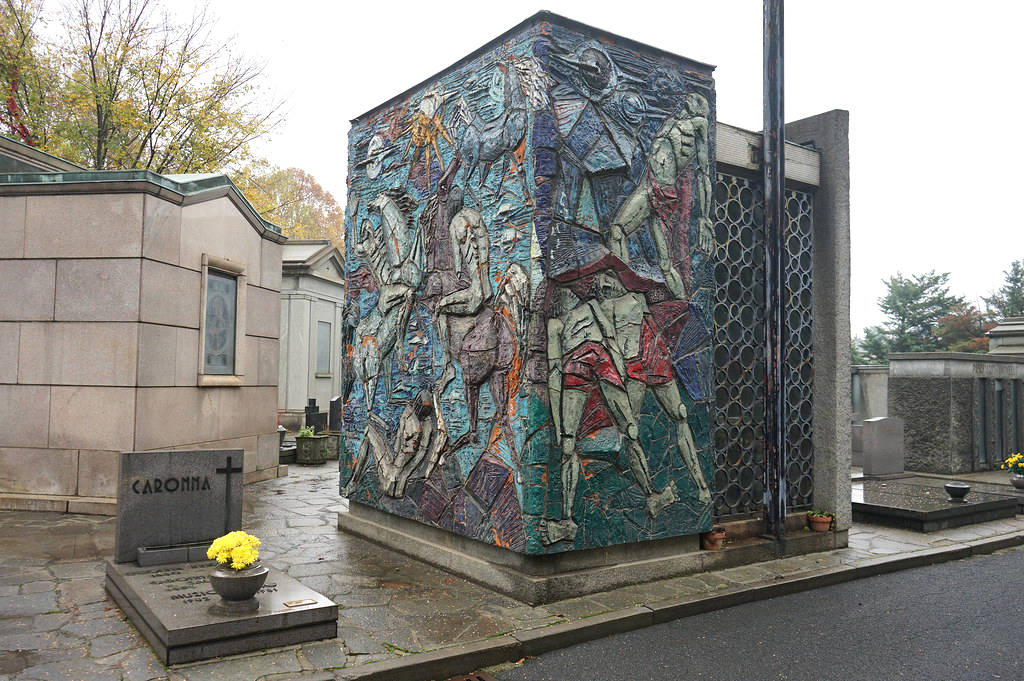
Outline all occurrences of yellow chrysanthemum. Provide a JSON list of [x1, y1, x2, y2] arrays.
[[206, 531, 261, 570]]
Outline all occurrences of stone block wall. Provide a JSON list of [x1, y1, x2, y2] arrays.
[[852, 365, 888, 422], [889, 353, 1024, 474], [0, 181, 285, 514]]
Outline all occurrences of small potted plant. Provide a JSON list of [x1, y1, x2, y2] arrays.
[[1000, 453, 1024, 489], [701, 525, 726, 550], [295, 426, 328, 465], [206, 531, 269, 612], [807, 510, 834, 532]]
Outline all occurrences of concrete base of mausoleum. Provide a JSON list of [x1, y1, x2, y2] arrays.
[[338, 501, 846, 605]]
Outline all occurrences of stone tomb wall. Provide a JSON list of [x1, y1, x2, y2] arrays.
[[889, 352, 1024, 474], [343, 14, 723, 555], [0, 179, 285, 514]]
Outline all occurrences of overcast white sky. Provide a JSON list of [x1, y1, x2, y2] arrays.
[[209, 0, 1024, 336]]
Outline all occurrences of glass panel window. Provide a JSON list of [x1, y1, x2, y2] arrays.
[[204, 271, 237, 375], [316, 321, 332, 374]]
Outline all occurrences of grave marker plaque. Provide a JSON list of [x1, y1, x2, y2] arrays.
[[114, 450, 244, 563]]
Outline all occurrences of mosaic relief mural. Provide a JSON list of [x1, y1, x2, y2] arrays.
[[342, 18, 717, 555]]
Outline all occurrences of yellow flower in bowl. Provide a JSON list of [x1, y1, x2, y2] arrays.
[[207, 531, 261, 571]]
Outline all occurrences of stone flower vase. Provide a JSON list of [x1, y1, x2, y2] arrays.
[[209, 562, 269, 614], [295, 434, 328, 465], [1011, 474, 1024, 490]]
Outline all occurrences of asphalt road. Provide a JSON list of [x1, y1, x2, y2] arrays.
[[494, 548, 1024, 681]]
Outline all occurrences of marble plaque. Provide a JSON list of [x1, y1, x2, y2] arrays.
[[114, 449, 244, 563], [105, 560, 338, 664]]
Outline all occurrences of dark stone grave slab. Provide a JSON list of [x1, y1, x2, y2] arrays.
[[105, 560, 338, 664], [852, 480, 1018, 532], [329, 395, 342, 432], [880, 475, 1024, 513], [115, 450, 244, 563]]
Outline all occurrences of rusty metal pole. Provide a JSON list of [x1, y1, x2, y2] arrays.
[[763, 0, 787, 539]]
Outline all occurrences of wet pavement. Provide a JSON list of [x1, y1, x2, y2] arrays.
[[2, 464, 1024, 681]]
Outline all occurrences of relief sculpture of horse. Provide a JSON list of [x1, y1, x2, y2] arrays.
[[419, 170, 528, 457], [453, 60, 529, 195]]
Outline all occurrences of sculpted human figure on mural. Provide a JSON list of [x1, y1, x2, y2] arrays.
[[343, 390, 442, 498], [544, 284, 679, 545], [432, 203, 520, 455], [593, 271, 713, 505], [609, 93, 713, 300], [352, 189, 423, 411]]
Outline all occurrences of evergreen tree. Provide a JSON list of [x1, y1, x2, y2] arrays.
[[876, 271, 963, 353], [856, 326, 891, 364], [983, 260, 1024, 320]]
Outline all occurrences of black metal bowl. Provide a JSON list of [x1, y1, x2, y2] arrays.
[[945, 481, 971, 502]]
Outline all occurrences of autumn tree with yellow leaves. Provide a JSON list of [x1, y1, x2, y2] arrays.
[[1, 0, 280, 173], [233, 162, 344, 248]]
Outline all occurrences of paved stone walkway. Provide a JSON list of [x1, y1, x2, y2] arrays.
[[2, 464, 1024, 681]]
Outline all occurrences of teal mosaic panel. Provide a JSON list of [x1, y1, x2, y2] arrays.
[[342, 16, 718, 554]]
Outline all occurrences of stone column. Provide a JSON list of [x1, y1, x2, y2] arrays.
[[786, 110, 852, 534]]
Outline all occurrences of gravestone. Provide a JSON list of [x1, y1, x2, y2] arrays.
[[305, 398, 328, 433], [105, 562, 338, 664], [114, 450, 244, 564], [328, 395, 342, 432], [862, 416, 904, 477], [106, 448, 338, 663]]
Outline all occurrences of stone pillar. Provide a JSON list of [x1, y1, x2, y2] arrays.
[[786, 111, 852, 532]]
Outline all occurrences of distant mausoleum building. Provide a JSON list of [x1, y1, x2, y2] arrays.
[[277, 239, 346, 430], [0, 135, 286, 514]]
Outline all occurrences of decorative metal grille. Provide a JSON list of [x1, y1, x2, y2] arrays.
[[710, 173, 814, 518]]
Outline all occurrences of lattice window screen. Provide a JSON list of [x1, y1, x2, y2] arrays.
[[710, 173, 814, 518]]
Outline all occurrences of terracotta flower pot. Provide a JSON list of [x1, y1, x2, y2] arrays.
[[808, 515, 832, 532], [701, 527, 726, 550]]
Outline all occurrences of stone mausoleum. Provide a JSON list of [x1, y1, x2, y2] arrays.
[[0, 136, 287, 514], [278, 239, 346, 430], [339, 12, 850, 603]]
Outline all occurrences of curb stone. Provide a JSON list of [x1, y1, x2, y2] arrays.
[[335, 637, 522, 681], [513, 606, 653, 657], [331, 530, 1024, 681]]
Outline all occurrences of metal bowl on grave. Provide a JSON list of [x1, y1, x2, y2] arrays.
[[944, 481, 971, 503]]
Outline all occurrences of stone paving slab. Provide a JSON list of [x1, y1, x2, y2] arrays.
[[2, 464, 1024, 681]]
